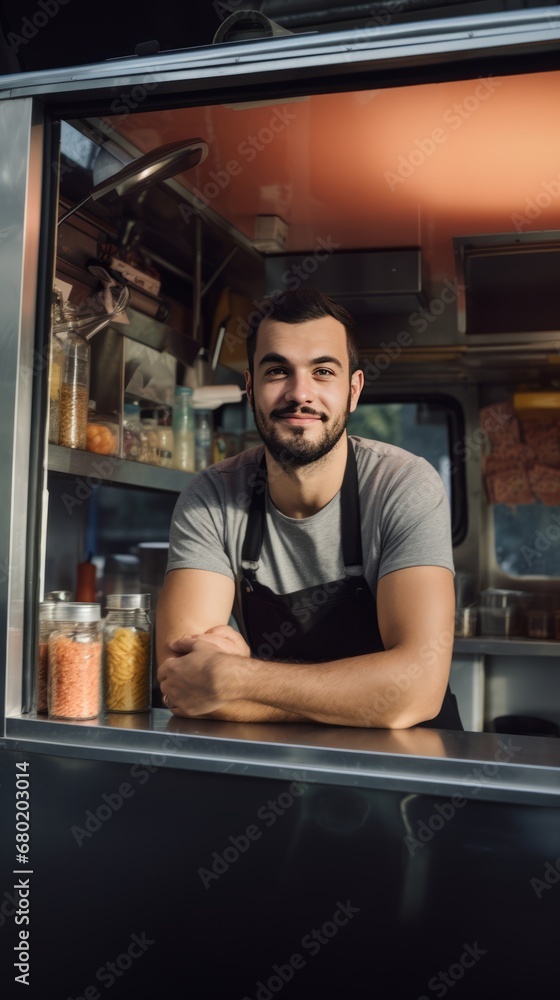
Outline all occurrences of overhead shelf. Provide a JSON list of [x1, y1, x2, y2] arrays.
[[48, 444, 194, 493]]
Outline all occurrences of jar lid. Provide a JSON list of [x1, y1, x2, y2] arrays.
[[105, 593, 151, 610], [175, 386, 193, 396], [44, 590, 72, 601], [39, 601, 57, 619], [50, 602, 101, 622]]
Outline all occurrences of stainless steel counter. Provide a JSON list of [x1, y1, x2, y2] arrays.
[[4, 711, 560, 806]]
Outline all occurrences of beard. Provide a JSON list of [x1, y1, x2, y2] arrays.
[[253, 391, 351, 469]]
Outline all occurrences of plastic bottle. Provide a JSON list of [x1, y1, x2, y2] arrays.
[[172, 387, 195, 472], [195, 410, 213, 471]]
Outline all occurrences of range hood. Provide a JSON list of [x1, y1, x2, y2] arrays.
[[265, 248, 425, 315], [454, 232, 560, 337]]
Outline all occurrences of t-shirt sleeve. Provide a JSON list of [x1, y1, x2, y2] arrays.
[[377, 457, 454, 579], [166, 471, 235, 581]]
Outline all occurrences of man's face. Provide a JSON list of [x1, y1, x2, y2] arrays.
[[245, 315, 363, 468]]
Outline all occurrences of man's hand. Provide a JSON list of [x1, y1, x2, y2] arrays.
[[158, 629, 305, 723], [169, 624, 251, 659], [158, 635, 238, 717]]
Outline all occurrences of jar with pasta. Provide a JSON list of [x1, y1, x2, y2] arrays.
[[47, 604, 102, 720], [103, 594, 152, 713]]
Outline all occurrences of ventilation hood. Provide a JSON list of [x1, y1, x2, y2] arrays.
[[265, 248, 425, 314]]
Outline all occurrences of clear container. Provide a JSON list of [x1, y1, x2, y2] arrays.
[[123, 403, 142, 461], [480, 589, 533, 609], [58, 306, 91, 450], [47, 603, 102, 720], [155, 406, 174, 469], [172, 387, 195, 472], [479, 606, 522, 637], [454, 606, 478, 638], [86, 403, 119, 456], [139, 417, 159, 465], [103, 594, 151, 713], [195, 409, 213, 471]]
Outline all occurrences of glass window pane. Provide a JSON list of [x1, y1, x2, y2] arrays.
[[494, 503, 560, 577], [347, 402, 451, 501]]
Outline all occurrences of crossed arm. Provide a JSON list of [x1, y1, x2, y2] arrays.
[[156, 564, 455, 729]]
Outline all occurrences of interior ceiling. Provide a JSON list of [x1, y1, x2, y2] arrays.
[[100, 67, 560, 282]]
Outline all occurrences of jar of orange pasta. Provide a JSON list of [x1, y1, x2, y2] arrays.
[[103, 594, 151, 713], [47, 604, 102, 720]]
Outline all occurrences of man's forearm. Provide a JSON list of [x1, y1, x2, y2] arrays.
[[227, 646, 447, 729], [199, 700, 306, 723]]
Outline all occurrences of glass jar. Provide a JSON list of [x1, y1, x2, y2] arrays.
[[37, 601, 57, 714], [172, 387, 195, 472], [123, 403, 142, 461], [103, 594, 152, 713], [155, 405, 174, 469], [59, 306, 91, 450], [47, 603, 102, 720], [139, 417, 159, 465]]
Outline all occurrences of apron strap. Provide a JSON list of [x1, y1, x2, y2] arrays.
[[340, 438, 363, 568], [241, 440, 363, 571], [241, 457, 266, 570]]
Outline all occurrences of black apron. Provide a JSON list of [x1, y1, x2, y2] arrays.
[[239, 443, 463, 731]]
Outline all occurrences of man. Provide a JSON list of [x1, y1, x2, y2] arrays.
[[157, 288, 462, 729]]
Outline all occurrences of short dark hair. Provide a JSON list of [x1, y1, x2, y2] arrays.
[[246, 288, 360, 376]]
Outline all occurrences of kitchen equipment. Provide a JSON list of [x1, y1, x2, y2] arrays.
[[479, 589, 533, 637], [479, 606, 522, 638], [527, 610, 554, 640], [454, 606, 478, 638]]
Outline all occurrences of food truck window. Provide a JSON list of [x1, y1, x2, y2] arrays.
[[347, 399, 465, 544], [494, 503, 560, 577]]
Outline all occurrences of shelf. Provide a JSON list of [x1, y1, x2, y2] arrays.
[[454, 637, 560, 658], [48, 444, 194, 493]]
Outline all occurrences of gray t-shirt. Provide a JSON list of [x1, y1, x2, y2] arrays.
[[167, 436, 454, 635]]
